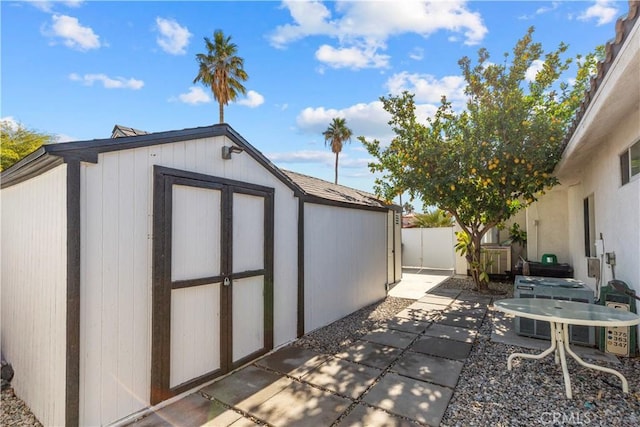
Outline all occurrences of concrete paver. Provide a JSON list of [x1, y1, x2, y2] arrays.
[[395, 306, 438, 322], [336, 403, 416, 427], [131, 393, 236, 426], [391, 351, 464, 388], [436, 313, 483, 329], [379, 317, 431, 334], [200, 365, 289, 407], [362, 372, 453, 427], [422, 322, 478, 343], [302, 357, 382, 399], [411, 335, 473, 360], [445, 304, 487, 318], [238, 380, 352, 427], [428, 288, 461, 298], [254, 345, 329, 378], [409, 301, 449, 311], [335, 340, 403, 369], [417, 295, 455, 306], [360, 327, 418, 349]]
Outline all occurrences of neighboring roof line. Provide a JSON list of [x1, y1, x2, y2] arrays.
[[560, 0, 639, 152], [111, 124, 149, 138]]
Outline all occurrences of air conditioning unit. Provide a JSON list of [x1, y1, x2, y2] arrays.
[[480, 245, 511, 275], [514, 275, 596, 346]]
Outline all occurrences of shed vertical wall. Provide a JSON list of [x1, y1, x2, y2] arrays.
[[1, 165, 68, 426], [303, 204, 388, 332], [78, 135, 298, 425]]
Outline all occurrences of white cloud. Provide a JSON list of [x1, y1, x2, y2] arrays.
[[577, 0, 619, 26], [525, 59, 545, 82], [45, 14, 101, 51], [237, 90, 265, 108], [269, 0, 487, 69], [296, 101, 393, 140], [172, 86, 211, 104], [55, 133, 75, 143], [267, 150, 334, 165], [69, 73, 144, 90], [155, 17, 192, 55], [385, 72, 467, 105], [519, 1, 561, 20], [27, 0, 83, 12], [315, 44, 390, 69], [0, 116, 20, 131], [409, 47, 424, 61]]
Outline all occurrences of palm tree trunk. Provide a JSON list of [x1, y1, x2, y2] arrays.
[[219, 102, 224, 124], [334, 152, 339, 184]]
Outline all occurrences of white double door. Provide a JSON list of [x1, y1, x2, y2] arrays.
[[152, 169, 273, 403]]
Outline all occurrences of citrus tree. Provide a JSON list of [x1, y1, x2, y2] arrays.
[[361, 28, 599, 292]]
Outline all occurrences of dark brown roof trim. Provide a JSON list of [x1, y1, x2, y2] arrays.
[[561, 0, 639, 151]]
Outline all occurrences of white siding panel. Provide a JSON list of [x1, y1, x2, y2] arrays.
[[1, 165, 67, 427], [170, 284, 220, 387], [80, 135, 299, 425], [233, 193, 264, 272], [171, 185, 221, 281], [232, 276, 265, 362], [304, 204, 387, 332]]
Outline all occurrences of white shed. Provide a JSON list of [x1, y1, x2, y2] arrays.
[[1, 124, 401, 426]]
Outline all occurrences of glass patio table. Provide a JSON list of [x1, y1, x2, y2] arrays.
[[494, 298, 640, 398]]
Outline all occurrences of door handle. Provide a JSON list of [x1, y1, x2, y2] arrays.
[[223, 276, 231, 287]]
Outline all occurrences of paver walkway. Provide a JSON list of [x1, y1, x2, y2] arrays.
[[130, 286, 492, 427]]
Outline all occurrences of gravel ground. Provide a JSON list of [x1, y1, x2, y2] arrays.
[[1, 387, 42, 426], [3, 276, 639, 426]]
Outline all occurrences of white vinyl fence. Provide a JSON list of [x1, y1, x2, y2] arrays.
[[402, 227, 456, 269]]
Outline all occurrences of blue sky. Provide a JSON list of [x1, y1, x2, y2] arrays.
[[1, 0, 628, 197]]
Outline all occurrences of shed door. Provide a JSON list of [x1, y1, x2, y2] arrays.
[[151, 167, 274, 404]]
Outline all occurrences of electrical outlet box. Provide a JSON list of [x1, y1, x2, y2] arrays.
[[587, 258, 600, 278], [606, 252, 616, 265]]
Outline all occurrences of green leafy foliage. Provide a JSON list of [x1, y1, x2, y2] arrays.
[[361, 28, 599, 291], [194, 30, 248, 124], [412, 209, 454, 228], [1, 121, 55, 171], [323, 117, 353, 184]]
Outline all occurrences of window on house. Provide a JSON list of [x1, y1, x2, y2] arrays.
[[620, 140, 640, 185], [583, 195, 596, 257]]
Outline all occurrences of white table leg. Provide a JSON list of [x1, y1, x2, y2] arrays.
[[507, 321, 558, 371], [561, 324, 629, 393], [555, 322, 572, 398]]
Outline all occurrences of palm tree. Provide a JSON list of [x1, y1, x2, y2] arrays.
[[194, 30, 248, 124], [322, 117, 353, 184]]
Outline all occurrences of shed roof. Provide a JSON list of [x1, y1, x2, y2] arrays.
[[283, 169, 393, 209]]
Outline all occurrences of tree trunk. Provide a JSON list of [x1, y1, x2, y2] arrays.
[[467, 232, 490, 293], [219, 102, 224, 124], [334, 152, 339, 184]]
